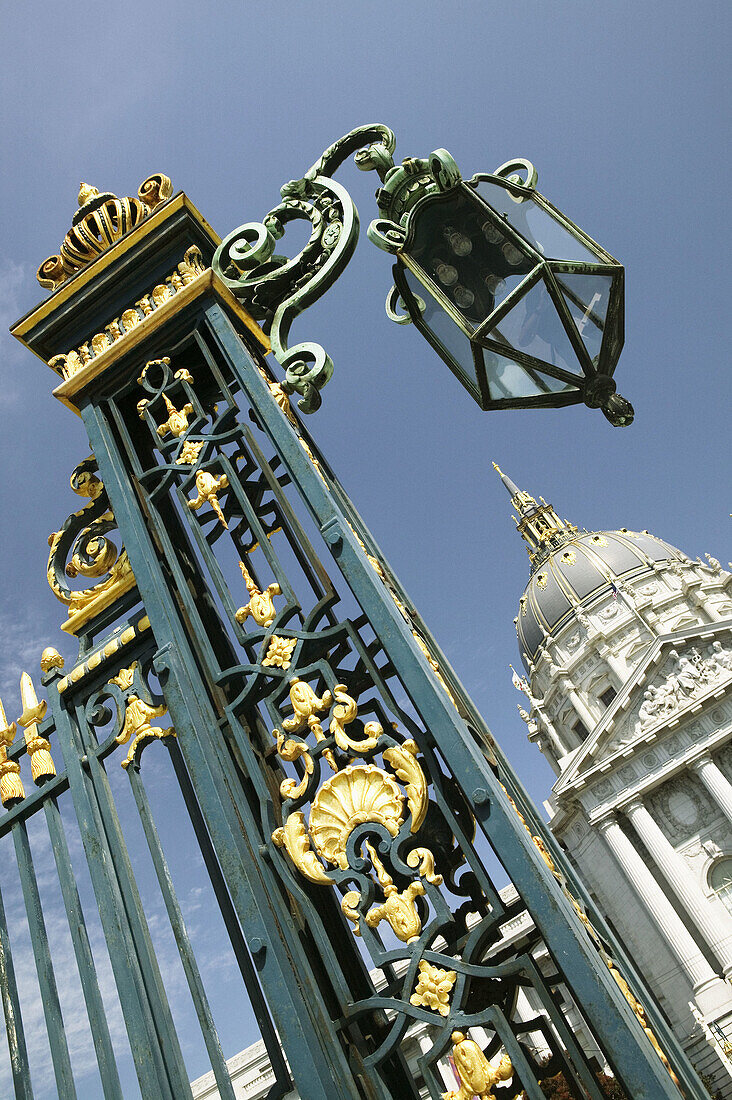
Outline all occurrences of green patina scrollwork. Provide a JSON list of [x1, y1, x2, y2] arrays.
[[212, 125, 474, 412]]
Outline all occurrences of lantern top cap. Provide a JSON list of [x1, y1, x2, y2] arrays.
[[36, 173, 174, 292]]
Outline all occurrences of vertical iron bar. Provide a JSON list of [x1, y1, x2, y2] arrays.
[[126, 756, 238, 1100], [44, 670, 188, 1100], [166, 738, 291, 1089], [12, 818, 78, 1099], [42, 797, 124, 1100], [81, 744, 194, 1099], [0, 876, 32, 1100]]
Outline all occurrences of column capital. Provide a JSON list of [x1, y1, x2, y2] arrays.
[[622, 797, 646, 816], [595, 812, 618, 833], [689, 750, 714, 773]]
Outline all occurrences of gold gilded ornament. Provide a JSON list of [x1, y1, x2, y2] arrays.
[[382, 740, 428, 832], [0, 696, 24, 805], [262, 636, 297, 669], [364, 879, 425, 944], [37, 175, 173, 290], [410, 960, 456, 1016], [309, 765, 404, 870], [111, 674, 173, 769], [258, 367, 297, 425], [176, 440, 205, 466], [299, 439, 327, 485], [109, 663, 137, 691], [411, 631, 457, 705], [138, 357, 170, 385], [275, 678, 337, 772], [443, 1033, 513, 1100], [40, 647, 64, 673], [272, 811, 334, 886], [272, 728, 314, 801], [283, 679, 332, 736], [329, 685, 383, 755], [406, 847, 443, 885], [187, 469, 229, 528], [18, 673, 56, 784], [605, 960, 680, 1087], [235, 562, 282, 628], [157, 394, 194, 440]]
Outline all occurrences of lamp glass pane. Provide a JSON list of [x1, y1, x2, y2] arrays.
[[473, 179, 600, 263], [403, 266, 477, 380], [554, 272, 613, 365], [484, 349, 575, 400], [408, 190, 534, 329], [488, 278, 583, 376]]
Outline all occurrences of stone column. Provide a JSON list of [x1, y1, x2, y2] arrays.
[[623, 798, 732, 978], [595, 641, 627, 685], [690, 752, 732, 822], [559, 676, 598, 737], [597, 813, 725, 1014]]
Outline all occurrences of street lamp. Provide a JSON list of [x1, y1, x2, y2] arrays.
[[213, 124, 633, 424]]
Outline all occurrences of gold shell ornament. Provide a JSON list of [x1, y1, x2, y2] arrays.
[[309, 766, 404, 869]]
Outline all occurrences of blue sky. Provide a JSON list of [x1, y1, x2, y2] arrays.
[[0, 0, 728, 1090]]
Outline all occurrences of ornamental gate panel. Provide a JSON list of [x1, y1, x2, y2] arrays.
[[4, 180, 706, 1100]]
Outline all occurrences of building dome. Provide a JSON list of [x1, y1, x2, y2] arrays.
[[492, 466, 686, 668]]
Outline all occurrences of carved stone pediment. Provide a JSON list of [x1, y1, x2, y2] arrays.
[[554, 628, 732, 796]]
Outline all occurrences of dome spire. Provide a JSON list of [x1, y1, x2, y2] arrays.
[[493, 462, 578, 570]]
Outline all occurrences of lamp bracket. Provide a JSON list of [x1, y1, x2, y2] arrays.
[[213, 127, 467, 411]]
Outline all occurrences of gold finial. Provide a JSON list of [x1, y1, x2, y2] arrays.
[[40, 647, 64, 673], [0, 696, 24, 805], [492, 461, 503, 474], [18, 673, 56, 784], [78, 182, 101, 207]]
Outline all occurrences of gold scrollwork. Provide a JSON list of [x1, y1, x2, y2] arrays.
[[272, 812, 334, 886], [47, 460, 136, 635], [330, 685, 383, 755], [310, 766, 404, 869], [275, 678, 337, 773], [605, 959, 680, 1087], [258, 367, 297, 425], [273, 728, 314, 801], [411, 631, 457, 707], [365, 879, 425, 944], [271, 681, 440, 945], [382, 740, 428, 832]]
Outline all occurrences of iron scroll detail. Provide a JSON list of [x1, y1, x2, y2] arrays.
[[213, 126, 471, 413]]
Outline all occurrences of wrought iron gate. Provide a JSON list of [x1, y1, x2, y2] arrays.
[[4, 184, 706, 1100]]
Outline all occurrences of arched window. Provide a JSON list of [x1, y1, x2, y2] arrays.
[[709, 858, 732, 914]]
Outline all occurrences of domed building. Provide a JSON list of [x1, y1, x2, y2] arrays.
[[499, 465, 732, 1095]]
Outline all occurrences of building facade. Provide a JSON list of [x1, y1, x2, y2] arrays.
[[502, 465, 732, 1095]]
